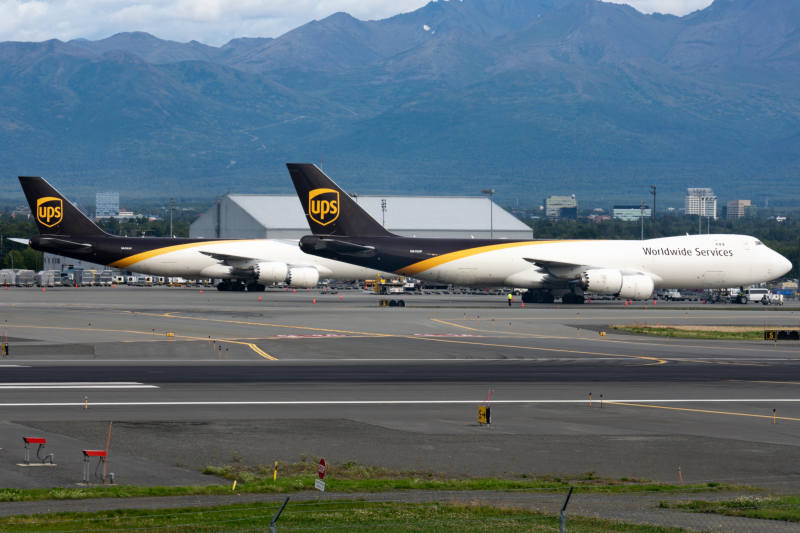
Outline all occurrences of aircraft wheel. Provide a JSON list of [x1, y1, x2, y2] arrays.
[[522, 291, 533, 303], [399, 300, 406, 307], [545, 293, 555, 304], [217, 282, 227, 291], [246, 282, 258, 292], [562, 294, 574, 304], [234, 282, 245, 292], [574, 295, 585, 304], [533, 292, 546, 304], [257, 284, 266, 292]]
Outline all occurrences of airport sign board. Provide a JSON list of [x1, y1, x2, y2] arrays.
[[318, 458, 326, 479]]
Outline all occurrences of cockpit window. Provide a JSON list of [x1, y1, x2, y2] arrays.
[[755, 240, 764, 246]]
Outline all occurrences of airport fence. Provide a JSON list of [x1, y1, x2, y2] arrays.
[[8, 483, 800, 533]]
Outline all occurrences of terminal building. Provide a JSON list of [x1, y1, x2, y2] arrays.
[[189, 195, 533, 240]]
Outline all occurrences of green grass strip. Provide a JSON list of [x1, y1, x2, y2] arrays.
[[0, 500, 696, 532], [664, 495, 800, 522]]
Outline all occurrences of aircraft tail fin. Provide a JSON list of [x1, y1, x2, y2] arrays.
[[19, 176, 107, 237], [286, 164, 394, 238]]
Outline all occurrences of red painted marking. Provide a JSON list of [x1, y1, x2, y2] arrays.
[[83, 450, 107, 457], [23, 438, 46, 444]]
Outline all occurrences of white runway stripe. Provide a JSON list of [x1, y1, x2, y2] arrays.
[[0, 382, 158, 389], [0, 399, 798, 406]]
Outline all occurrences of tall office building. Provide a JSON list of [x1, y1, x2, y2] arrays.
[[726, 200, 753, 219], [544, 195, 578, 219], [685, 188, 716, 219], [96, 192, 120, 218]]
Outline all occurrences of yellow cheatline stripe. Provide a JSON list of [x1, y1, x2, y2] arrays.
[[607, 401, 800, 422], [397, 240, 580, 276], [109, 240, 243, 269]]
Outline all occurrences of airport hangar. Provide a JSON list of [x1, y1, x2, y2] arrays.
[[189, 195, 532, 240]]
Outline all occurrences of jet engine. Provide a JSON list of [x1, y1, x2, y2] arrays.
[[617, 275, 655, 300], [576, 269, 623, 294], [286, 267, 320, 288], [253, 262, 289, 284]]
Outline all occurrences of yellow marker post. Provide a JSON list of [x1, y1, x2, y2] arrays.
[[232, 480, 237, 490], [509, 323, 511, 332], [577, 328, 580, 338], [774, 409, 776, 424], [492, 319, 494, 328], [589, 393, 592, 407], [478, 316, 480, 325], [84, 397, 88, 410], [274, 461, 278, 481], [600, 395, 603, 409]]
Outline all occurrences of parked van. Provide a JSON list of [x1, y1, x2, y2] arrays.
[[732, 287, 770, 304]]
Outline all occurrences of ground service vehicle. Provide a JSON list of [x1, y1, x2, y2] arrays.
[[12, 176, 386, 291], [285, 164, 793, 304], [732, 287, 770, 304]]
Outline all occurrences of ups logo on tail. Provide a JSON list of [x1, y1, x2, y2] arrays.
[[36, 197, 63, 228], [308, 188, 339, 226]]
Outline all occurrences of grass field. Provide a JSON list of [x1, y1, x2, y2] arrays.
[[663, 495, 800, 522], [0, 500, 698, 532], [0, 462, 736, 503], [609, 325, 782, 340]]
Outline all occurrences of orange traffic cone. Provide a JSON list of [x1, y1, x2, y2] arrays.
[[313, 298, 316, 304], [307, 288, 310, 292], [293, 289, 296, 293], [625, 301, 628, 306], [42, 288, 45, 292], [521, 302, 524, 307], [259, 296, 262, 301], [200, 290, 203, 295], [654, 300, 657, 305], [340, 294, 343, 300]]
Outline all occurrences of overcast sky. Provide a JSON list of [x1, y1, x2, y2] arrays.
[[0, 0, 716, 46]]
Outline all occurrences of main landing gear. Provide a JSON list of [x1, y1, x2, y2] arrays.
[[217, 281, 265, 292], [521, 291, 555, 304], [521, 291, 584, 304]]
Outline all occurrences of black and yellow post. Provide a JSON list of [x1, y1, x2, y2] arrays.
[[478, 405, 491, 426], [1, 343, 7, 356]]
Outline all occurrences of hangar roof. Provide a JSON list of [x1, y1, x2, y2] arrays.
[[225, 194, 528, 232]]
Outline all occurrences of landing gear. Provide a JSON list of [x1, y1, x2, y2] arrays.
[[562, 294, 585, 304], [522, 291, 556, 304], [217, 281, 232, 291]]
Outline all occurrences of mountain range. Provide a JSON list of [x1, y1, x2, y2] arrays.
[[1, 0, 799, 205]]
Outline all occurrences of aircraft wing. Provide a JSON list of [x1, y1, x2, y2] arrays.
[[523, 258, 594, 279], [200, 251, 321, 271]]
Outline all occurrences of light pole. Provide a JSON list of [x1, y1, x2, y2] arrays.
[[649, 185, 656, 238], [640, 201, 646, 241], [480, 189, 495, 238], [381, 199, 387, 227], [170, 197, 175, 238], [349, 192, 359, 204]]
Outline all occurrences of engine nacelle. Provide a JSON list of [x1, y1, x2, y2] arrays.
[[577, 269, 623, 294], [617, 275, 655, 300], [286, 267, 319, 288], [253, 262, 289, 284]]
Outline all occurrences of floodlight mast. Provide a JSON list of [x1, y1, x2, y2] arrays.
[[481, 189, 495, 238]]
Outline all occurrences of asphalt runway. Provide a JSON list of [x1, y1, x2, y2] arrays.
[[2, 286, 800, 487]]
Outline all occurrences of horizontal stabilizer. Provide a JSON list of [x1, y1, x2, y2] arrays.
[[317, 239, 377, 257], [6, 238, 30, 246], [39, 238, 93, 253]]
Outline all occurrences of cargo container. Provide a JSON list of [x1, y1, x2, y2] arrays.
[[35, 270, 58, 287], [0, 270, 16, 286], [97, 271, 114, 286], [15, 270, 35, 287], [76, 270, 94, 286]]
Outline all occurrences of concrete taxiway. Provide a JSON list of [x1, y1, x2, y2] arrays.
[[2, 286, 800, 489]]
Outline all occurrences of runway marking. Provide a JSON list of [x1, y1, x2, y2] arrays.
[[3, 399, 800, 407], [276, 334, 350, 338], [0, 382, 158, 389], [410, 337, 669, 365], [412, 334, 485, 337], [246, 343, 277, 360], [608, 401, 800, 422]]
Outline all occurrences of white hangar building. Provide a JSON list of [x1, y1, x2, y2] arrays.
[[189, 195, 533, 240]]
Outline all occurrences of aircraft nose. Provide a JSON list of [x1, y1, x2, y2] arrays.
[[775, 252, 793, 277]]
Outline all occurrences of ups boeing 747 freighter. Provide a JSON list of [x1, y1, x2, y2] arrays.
[[285, 164, 792, 304], [12, 176, 383, 290]]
